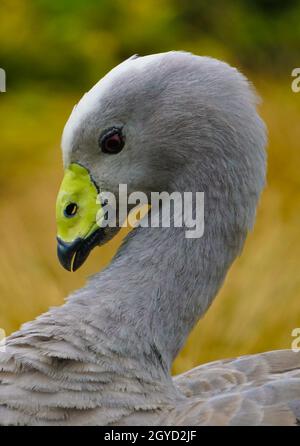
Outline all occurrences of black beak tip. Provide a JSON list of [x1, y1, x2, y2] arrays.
[[57, 237, 82, 272], [57, 229, 104, 272], [57, 238, 73, 271]]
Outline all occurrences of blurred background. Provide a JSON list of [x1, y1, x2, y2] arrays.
[[0, 0, 300, 374]]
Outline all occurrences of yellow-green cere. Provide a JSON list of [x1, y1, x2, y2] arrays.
[[56, 163, 103, 243]]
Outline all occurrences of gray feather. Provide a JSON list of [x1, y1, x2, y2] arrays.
[[1, 52, 295, 426]]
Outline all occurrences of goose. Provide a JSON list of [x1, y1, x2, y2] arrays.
[[1, 51, 300, 426]]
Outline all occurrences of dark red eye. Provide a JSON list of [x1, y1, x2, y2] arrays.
[[100, 128, 125, 154]]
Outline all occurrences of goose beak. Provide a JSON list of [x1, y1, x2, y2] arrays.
[[56, 163, 104, 271]]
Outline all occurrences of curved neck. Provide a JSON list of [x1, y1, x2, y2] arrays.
[[69, 190, 243, 372]]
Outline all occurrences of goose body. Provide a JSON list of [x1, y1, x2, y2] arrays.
[[0, 52, 299, 425], [1, 335, 300, 425]]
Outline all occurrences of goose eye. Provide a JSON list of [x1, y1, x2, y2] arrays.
[[100, 128, 125, 154]]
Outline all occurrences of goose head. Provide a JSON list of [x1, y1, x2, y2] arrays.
[[56, 52, 266, 272]]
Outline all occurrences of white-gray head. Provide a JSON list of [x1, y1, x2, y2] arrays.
[[56, 51, 266, 283]]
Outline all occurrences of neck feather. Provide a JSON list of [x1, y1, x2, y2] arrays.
[[69, 180, 245, 372]]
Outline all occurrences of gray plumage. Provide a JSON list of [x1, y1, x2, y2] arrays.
[[1, 52, 299, 426]]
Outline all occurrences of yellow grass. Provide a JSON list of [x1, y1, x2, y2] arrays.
[[0, 77, 299, 374]]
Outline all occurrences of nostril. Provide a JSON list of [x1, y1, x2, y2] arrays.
[[64, 202, 78, 218]]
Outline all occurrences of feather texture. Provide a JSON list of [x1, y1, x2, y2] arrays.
[[1, 330, 300, 425], [0, 52, 286, 426]]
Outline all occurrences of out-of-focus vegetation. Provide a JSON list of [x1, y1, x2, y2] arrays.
[[0, 0, 300, 374]]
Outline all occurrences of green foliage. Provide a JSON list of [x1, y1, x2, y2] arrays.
[[1, 0, 300, 91]]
